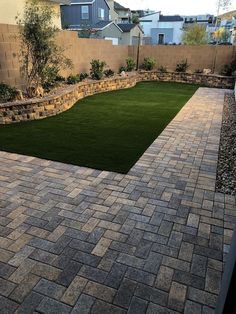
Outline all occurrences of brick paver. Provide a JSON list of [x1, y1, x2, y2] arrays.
[[0, 87, 235, 313]]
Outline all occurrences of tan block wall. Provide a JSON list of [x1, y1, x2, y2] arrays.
[[129, 45, 236, 73], [0, 24, 129, 88], [59, 31, 129, 76], [0, 23, 235, 89]]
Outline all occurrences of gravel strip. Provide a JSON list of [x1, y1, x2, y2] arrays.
[[216, 92, 236, 195]]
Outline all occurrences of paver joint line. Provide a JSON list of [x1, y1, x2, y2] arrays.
[[0, 87, 235, 314]]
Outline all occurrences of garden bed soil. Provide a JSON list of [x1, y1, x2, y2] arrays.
[[216, 93, 236, 195]]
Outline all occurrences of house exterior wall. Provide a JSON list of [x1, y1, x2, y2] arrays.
[[61, 4, 93, 28], [119, 26, 143, 45], [91, 0, 109, 24], [106, 0, 119, 23], [0, 0, 63, 28], [140, 13, 183, 44], [151, 28, 173, 44], [158, 21, 183, 43], [99, 23, 122, 43], [140, 12, 160, 37], [116, 9, 131, 23], [61, 0, 109, 28]]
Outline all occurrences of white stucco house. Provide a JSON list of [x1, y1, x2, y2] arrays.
[[139, 12, 184, 45]]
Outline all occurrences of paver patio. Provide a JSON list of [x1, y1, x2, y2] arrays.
[[0, 87, 235, 313]]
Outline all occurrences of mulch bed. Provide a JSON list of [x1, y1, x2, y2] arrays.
[[216, 93, 236, 195]]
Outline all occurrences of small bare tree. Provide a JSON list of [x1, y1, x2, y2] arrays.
[[215, 0, 232, 26], [17, 0, 72, 96]]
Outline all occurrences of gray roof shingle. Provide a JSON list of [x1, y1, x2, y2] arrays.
[[159, 15, 184, 22], [117, 23, 137, 32]]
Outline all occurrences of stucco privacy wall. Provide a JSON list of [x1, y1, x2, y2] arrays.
[[0, 24, 129, 88], [0, 23, 235, 88], [129, 45, 236, 73]]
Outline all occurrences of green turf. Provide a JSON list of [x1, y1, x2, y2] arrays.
[[0, 82, 198, 173]]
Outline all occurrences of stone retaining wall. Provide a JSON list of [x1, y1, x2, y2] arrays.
[[0, 76, 137, 124], [139, 71, 235, 89], [0, 72, 234, 124]]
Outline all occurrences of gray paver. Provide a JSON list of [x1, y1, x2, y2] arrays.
[[0, 88, 234, 313]]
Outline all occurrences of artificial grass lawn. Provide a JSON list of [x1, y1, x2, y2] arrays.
[[0, 82, 198, 173]]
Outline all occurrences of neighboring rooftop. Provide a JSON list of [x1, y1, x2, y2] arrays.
[[114, 1, 129, 10], [117, 23, 142, 32], [159, 14, 184, 22]]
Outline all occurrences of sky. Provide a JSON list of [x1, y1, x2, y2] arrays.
[[117, 0, 236, 15]]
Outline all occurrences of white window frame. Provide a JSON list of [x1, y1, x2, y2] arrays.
[[98, 8, 105, 20], [81, 5, 89, 20]]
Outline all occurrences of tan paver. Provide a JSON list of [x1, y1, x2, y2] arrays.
[[0, 88, 235, 313]]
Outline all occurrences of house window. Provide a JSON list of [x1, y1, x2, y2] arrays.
[[98, 8, 105, 20], [158, 34, 165, 44], [81, 6, 89, 20]]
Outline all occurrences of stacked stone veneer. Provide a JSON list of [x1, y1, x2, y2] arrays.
[[139, 71, 235, 89], [0, 72, 234, 124], [0, 76, 137, 124]]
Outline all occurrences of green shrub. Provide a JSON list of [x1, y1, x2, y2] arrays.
[[126, 57, 136, 72], [16, 0, 72, 96], [158, 66, 167, 73], [175, 59, 190, 73], [67, 74, 80, 85], [79, 72, 89, 81], [220, 60, 236, 76], [0, 83, 18, 103], [42, 66, 65, 90], [119, 66, 127, 73], [90, 59, 106, 80], [194, 69, 203, 74], [104, 69, 114, 77], [142, 57, 156, 71]]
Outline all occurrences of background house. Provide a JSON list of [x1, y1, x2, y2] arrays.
[[106, 0, 119, 23], [61, 0, 110, 30], [0, 0, 69, 28], [61, 0, 124, 45], [118, 23, 143, 45], [140, 12, 184, 45], [114, 1, 131, 23]]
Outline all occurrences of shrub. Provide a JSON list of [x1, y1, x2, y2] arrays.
[[90, 59, 106, 80], [194, 69, 203, 74], [119, 66, 127, 73], [79, 72, 89, 81], [0, 83, 18, 103], [142, 57, 156, 71], [158, 66, 167, 73], [16, 0, 72, 95], [42, 66, 65, 90], [175, 59, 190, 73], [126, 57, 136, 72], [104, 69, 114, 77], [67, 74, 80, 85], [220, 60, 236, 76]]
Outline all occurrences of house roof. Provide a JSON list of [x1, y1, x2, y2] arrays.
[[159, 15, 184, 22], [117, 23, 143, 33], [139, 11, 160, 18], [92, 21, 123, 32], [51, 0, 71, 3], [69, 0, 110, 9], [69, 0, 94, 3], [114, 1, 129, 11]]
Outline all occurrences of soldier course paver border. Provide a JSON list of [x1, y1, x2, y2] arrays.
[[0, 87, 235, 313]]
